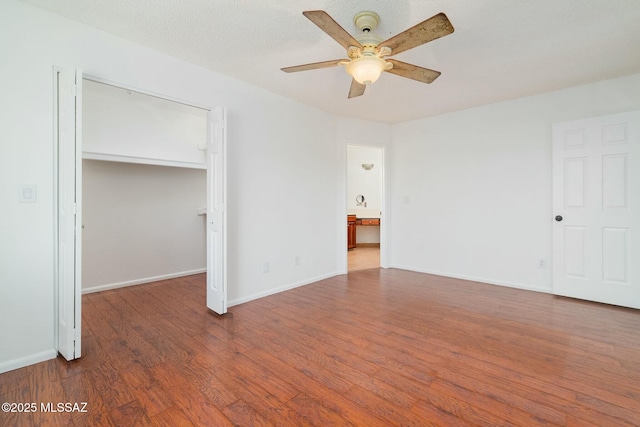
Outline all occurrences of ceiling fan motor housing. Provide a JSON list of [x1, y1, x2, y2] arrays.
[[352, 11, 390, 61], [354, 11, 380, 33]]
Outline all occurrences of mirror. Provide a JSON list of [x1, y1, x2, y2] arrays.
[[356, 195, 365, 205]]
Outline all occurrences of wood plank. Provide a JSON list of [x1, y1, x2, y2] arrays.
[[221, 400, 276, 427], [150, 405, 195, 427], [149, 362, 233, 426]]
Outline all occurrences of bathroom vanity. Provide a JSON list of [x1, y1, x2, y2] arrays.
[[347, 213, 380, 249]]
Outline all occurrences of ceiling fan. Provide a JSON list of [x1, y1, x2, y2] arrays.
[[281, 10, 454, 98]]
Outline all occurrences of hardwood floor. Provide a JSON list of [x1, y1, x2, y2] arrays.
[[348, 246, 380, 271], [1, 270, 640, 426]]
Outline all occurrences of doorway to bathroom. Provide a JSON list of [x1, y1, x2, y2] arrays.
[[347, 145, 384, 271]]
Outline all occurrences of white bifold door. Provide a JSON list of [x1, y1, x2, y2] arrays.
[[206, 108, 227, 314], [56, 67, 83, 360], [552, 110, 640, 309]]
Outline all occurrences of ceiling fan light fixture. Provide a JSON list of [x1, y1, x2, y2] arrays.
[[346, 55, 387, 85], [283, 10, 454, 98]]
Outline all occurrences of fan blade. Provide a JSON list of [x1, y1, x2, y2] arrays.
[[386, 59, 441, 84], [303, 10, 363, 50], [379, 13, 454, 56], [348, 79, 366, 98], [281, 59, 344, 73]]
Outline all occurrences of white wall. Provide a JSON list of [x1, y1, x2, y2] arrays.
[[347, 146, 383, 212], [390, 73, 640, 292], [0, 0, 382, 373], [82, 160, 206, 292], [83, 79, 208, 168]]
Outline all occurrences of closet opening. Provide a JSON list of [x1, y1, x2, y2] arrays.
[[82, 79, 209, 296]]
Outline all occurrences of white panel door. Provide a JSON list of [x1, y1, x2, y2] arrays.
[[552, 111, 640, 308], [206, 108, 227, 314], [56, 67, 83, 359]]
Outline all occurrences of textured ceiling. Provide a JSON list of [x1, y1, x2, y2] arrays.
[[19, 0, 640, 123]]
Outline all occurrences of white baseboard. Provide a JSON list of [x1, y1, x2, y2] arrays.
[[390, 264, 552, 294], [228, 271, 342, 307], [82, 268, 206, 294], [0, 349, 57, 374]]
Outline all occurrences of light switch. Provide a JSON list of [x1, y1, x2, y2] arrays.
[[18, 185, 37, 203]]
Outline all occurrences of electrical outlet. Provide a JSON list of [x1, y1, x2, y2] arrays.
[[262, 262, 270, 273], [294, 255, 300, 267], [538, 259, 547, 269], [18, 185, 37, 203]]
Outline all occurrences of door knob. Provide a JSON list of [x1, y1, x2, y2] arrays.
[[555, 215, 563, 222]]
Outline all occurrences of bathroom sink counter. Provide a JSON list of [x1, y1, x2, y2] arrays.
[[347, 208, 381, 219]]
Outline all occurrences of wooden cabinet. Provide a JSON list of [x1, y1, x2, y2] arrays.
[[347, 214, 357, 250], [348, 216, 381, 249], [357, 218, 380, 226]]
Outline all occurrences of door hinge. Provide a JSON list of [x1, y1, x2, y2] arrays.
[[72, 203, 78, 215]]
